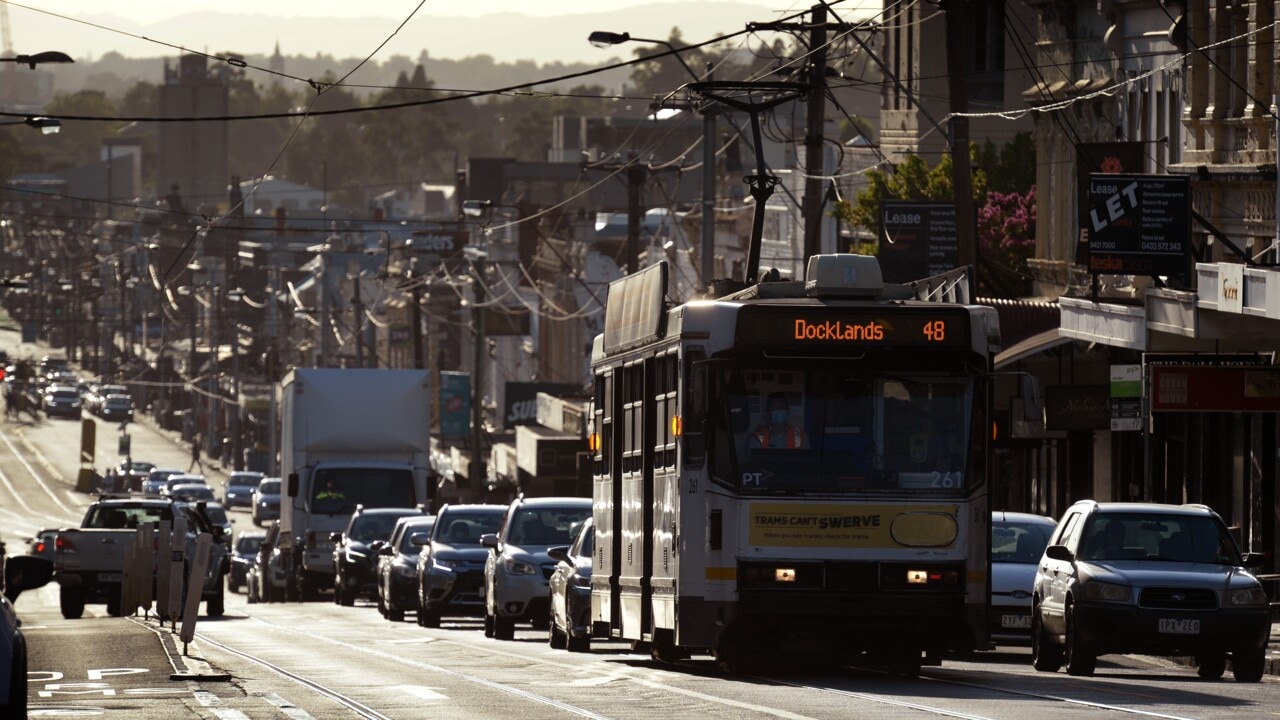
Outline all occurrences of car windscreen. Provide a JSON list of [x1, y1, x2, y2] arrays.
[[310, 467, 416, 515], [437, 512, 504, 544], [400, 522, 435, 552], [992, 521, 1053, 563], [258, 480, 281, 495], [87, 505, 172, 529], [507, 506, 592, 546], [236, 535, 265, 554]]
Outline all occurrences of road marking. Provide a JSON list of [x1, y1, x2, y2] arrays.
[[0, 465, 37, 514], [195, 690, 252, 720], [0, 430, 80, 520], [263, 692, 321, 720], [388, 685, 449, 701]]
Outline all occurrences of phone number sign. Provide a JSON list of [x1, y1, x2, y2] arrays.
[[1087, 174, 1191, 277]]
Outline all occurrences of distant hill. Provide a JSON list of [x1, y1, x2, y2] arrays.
[[29, 2, 850, 96]]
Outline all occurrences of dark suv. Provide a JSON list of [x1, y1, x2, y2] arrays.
[[332, 506, 426, 606], [1032, 501, 1270, 681], [414, 504, 505, 627]]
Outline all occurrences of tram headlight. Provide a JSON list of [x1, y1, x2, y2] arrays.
[[774, 568, 796, 583]]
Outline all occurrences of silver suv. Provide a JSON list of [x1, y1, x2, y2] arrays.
[[481, 496, 592, 640], [1031, 501, 1269, 681]]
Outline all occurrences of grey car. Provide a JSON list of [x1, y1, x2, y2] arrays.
[[990, 511, 1056, 645], [222, 471, 265, 509], [482, 496, 592, 640], [252, 478, 282, 526], [1032, 501, 1270, 681]]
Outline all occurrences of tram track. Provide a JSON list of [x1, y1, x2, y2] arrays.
[[196, 609, 1213, 720]]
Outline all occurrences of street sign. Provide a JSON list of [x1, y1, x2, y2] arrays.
[[1110, 364, 1142, 432], [118, 433, 131, 457]]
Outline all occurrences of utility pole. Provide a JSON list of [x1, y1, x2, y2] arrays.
[[802, 2, 828, 262], [700, 66, 717, 290], [942, 0, 978, 278], [410, 272, 425, 369], [626, 152, 644, 274], [750, 5, 855, 266], [468, 253, 487, 495]]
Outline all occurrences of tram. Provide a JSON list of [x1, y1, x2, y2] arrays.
[[588, 254, 1000, 673]]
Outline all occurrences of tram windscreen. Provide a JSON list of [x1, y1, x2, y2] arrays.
[[712, 368, 974, 494]]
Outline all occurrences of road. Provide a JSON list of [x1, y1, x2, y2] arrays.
[[3, 403, 1278, 718]]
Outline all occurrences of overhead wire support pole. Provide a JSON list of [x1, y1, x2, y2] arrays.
[[686, 81, 808, 286], [749, 6, 858, 266], [803, 2, 828, 262], [942, 0, 978, 282]]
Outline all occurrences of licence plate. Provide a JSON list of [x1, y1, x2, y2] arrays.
[[1001, 613, 1031, 629], [1158, 618, 1200, 634], [97, 572, 123, 583]]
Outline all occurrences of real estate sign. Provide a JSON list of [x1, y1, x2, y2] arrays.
[[1087, 174, 1191, 278]]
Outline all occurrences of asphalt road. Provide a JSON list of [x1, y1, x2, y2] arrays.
[[3, 331, 1279, 718]]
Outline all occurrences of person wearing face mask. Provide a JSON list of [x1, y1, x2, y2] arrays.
[[750, 392, 807, 449]]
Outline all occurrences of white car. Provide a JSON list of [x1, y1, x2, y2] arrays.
[[989, 511, 1056, 645]]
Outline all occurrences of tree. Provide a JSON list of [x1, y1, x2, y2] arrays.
[[833, 135, 1037, 298], [977, 186, 1036, 297]]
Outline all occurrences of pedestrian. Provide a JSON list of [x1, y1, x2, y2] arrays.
[[189, 432, 204, 472]]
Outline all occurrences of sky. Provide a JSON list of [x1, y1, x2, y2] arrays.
[[4, 1, 880, 64]]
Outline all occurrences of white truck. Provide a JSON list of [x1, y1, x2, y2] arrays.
[[278, 368, 433, 601]]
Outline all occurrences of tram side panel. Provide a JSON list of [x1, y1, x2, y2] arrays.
[[650, 352, 681, 634], [590, 370, 621, 638]]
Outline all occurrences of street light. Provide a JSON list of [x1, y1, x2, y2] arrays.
[[0, 117, 60, 135], [589, 29, 717, 291], [587, 31, 698, 81], [0, 51, 74, 69]]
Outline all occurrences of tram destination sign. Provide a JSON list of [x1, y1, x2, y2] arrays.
[[1087, 173, 1190, 277], [738, 308, 970, 347]]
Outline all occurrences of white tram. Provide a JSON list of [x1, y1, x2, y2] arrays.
[[588, 254, 999, 673]]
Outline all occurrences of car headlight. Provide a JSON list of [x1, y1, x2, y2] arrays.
[[570, 573, 591, 589], [1082, 580, 1131, 603], [346, 550, 367, 562], [504, 557, 537, 575], [433, 558, 459, 570], [1227, 585, 1268, 607], [394, 564, 417, 578]]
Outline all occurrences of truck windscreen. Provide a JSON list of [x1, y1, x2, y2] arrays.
[[310, 468, 416, 515]]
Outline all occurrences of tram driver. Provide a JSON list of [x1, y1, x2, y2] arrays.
[[749, 392, 808, 450]]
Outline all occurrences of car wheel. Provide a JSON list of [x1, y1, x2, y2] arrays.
[[106, 593, 123, 617], [484, 610, 495, 638], [1031, 604, 1062, 672], [494, 614, 515, 641], [548, 602, 567, 650], [333, 576, 343, 605], [377, 594, 387, 617], [1196, 651, 1226, 680], [60, 585, 86, 619], [388, 604, 404, 623], [206, 587, 225, 617], [567, 633, 591, 653], [1232, 646, 1266, 683], [1063, 603, 1096, 677], [420, 610, 441, 628], [338, 580, 355, 607]]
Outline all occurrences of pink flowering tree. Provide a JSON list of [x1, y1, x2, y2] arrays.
[[976, 186, 1036, 297]]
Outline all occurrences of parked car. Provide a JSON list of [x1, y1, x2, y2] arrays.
[[222, 471, 265, 509], [99, 394, 135, 422], [376, 515, 435, 622], [414, 504, 505, 627], [547, 516, 594, 652], [332, 507, 427, 606], [251, 477, 282, 526], [228, 530, 266, 593], [41, 386, 82, 418], [247, 521, 287, 604], [1032, 501, 1270, 681], [2, 549, 54, 715], [482, 496, 592, 640], [990, 511, 1057, 646]]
